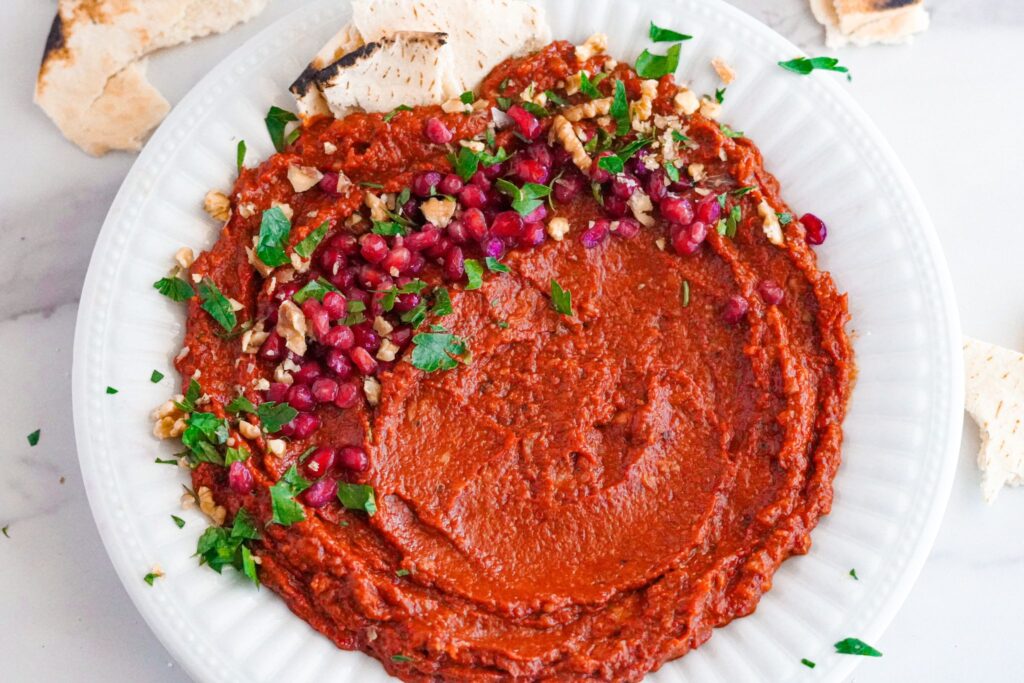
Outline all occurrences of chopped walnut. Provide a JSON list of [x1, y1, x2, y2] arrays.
[[287, 164, 323, 193], [246, 238, 274, 278], [151, 398, 186, 440], [197, 486, 227, 526], [238, 420, 261, 440], [373, 316, 394, 337], [758, 200, 785, 246], [688, 163, 706, 182], [674, 89, 700, 116], [364, 377, 382, 406], [274, 358, 300, 385], [699, 97, 722, 120], [546, 217, 570, 241], [271, 202, 294, 221], [323, 141, 338, 154], [630, 80, 659, 124], [420, 197, 456, 229], [203, 190, 231, 222], [575, 33, 608, 63], [276, 300, 307, 356], [267, 439, 286, 456], [376, 339, 399, 362], [364, 193, 389, 222], [628, 191, 655, 227], [563, 97, 612, 123], [237, 203, 256, 218], [240, 322, 269, 354], [712, 57, 736, 85], [550, 115, 591, 172], [441, 97, 473, 114], [565, 72, 583, 96], [174, 247, 195, 269], [290, 252, 311, 274], [460, 139, 485, 152]]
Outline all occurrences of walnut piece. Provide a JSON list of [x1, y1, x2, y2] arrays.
[[287, 164, 323, 193], [420, 197, 456, 229], [151, 398, 186, 440], [546, 217, 570, 242], [276, 300, 307, 356], [203, 190, 231, 222], [196, 486, 227, 526]]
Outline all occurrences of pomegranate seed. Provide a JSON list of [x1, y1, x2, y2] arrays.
[[469, 170, 492, 189], [603, 194, 628, 218], [553, 174, 585, 203], [580, 220, 610, 248], [671, 221, 708, 255], [647, 170, 669, 203], [523, 204, 548, 223], [521, 221, 546, 246], [327, 233, 358, 255], [526, 142, 553, 167], [626, 149, 652, 178], [405, 227, 441, 251], [610, 175, 639, 200], [660, 196, 695, 224], [228, 462, 254, 494], [318, 172, 341, 196], [459, 208, 487, 240], [290, 412, 321, 440], [439, 173, 464, 195], [447, 220, 469, 244], [328, 267, 355, 291], [265, 382, 289, 403], [491, 211, 525, 239], [696, 194, 722, 224], [590, 151, 615, 183], [412, 171, 441, 197], [350, 347, 379, 375], [407, 253, 426, 275], [390, 326, 413, 347], [311, 377, 339, 403], [319, 248, 346, 275], [302, 446, 336, 479], [482, 237, 504, 258], [334, 381, 361, 408], [394, 292, 421, 313], [723, 295, 749, 324], [512, 156, 550, 184], [506, 104, 541, 140], [459, 185, 488, 209], [258, 333, 285, 362], [613, 218, 642, 239], [324, 324, 355, 350], [338, 446, 369, 472], [381, 247, 411, 275], [325, 348, 354, 379], [400, 198, 420, 221], [360, 266, 391, 290], [360, 234, 389, 263], [801, 213, 827, 245], [273, 282, 301, 303], [758, 280, 785, 305], [424, 117, 453, 144], [443, 245, 465, 281], [292, 361, 323, 386], [426, 236, 452, 260], [287, 384, 316, 412], [353, 323, 381, 352], [301, 477, 337, 507], [481, 161, 505, 179], [310, 308, 331, 340]]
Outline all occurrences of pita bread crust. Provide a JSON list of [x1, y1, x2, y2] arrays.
[[317, 32, 462, 119], [36, 0, 269, 155], [291, 23, 365, 117], [964, 338, 1024, 503], [810, 0, 929, 48]]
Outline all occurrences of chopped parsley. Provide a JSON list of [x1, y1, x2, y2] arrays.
[[664, 161, 680, 183], [454, 145, 509, 181], [360, 181, 385, 189], [597, 154, 625, 175], [150, 370, 164, 383], [143, 571, 162, 586], [495, 179, 551, 216], [849, 568, 859, 580], [293, 277, 340, 304], [342, 299, 367, 326], [720, 124, 744, 139], [610, 80, 630, 136], [1, 525, 9, 538], [732, 186, 756, 197], [544, 89, 569, 106], [635, 43, 681, 79], [550, 279, 573, 316], [106, 386, 118, 395], [226, 395, 256, 414], [671, 130, 692, 144], [411, 329, 469, 372], [724, 204, 742, 238], [171, 515, 186, 529], [801, 658, 816, 669], [175, 379, 202, 412], [153, 275, 194, 302], [197, 507, 261, 585], [715, 87, 727, 104], [778, 56, 850, 79], [181, 412, 229, 466], [777, 211, 793, 225], [485, 257, 510, 273], [197, 278, 237, 333], [269, 465, 311, 526], [337, 483, 378, 516], [648, 21, 692, 43], [396, 568, 410, 577], [236, 140, 246, 172], [265, 106, 299, 153], [391, 654, 414, 663], [834, 638, 882, 657], [294, 221, 330, 259], [464, 259, 484, 290], [256, 206, 292, 267], [154, 457, 179, 465], [381, 279, 426, 312], [518, 101, 549, 118], [372, 220, 406, 237], [256, 401, 298, 434], [681, 280, 691, 307], [431, 287, 453, 317], [225, 446, 250, 466], [400, 301, 429, 327], [459, 90, 475, 104], [383, 104, 413, 122], [578, 71, 607, 99]]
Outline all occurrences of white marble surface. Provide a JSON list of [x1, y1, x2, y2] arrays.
[[1, 0, 1022, 680]]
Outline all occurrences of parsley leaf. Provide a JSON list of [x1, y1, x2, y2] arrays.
[[579, 71, 605, 99], [495, 179, 551, 216], [431, 287, 453, 317], [265, 106, 299, 153], [391, 654, 414, 663], [144, 572, 162, 586], [181, 412, 229, 466], [342, 299, 366, 326], [459, 90, 474, 104], [519, 101, 548, 118], [801, 658, 816, 669], [171, 515, 185, 529], [635, 44, 681, 79], [257, 401, 297, 434], [671, 130, 691, 144], [396, 568, 410, 577], [197, 508, 262, 583], [664, 162, 680, 182], [720, 124, 744, 139], [411, 329, 469, 372], [610, 80, 630, 136], [175, 379, 202, 413], [226, 395, 256, 414], [106, 386, 118, 395], [551, 279, 573, 316], [372, 221, 406, 237], [337, 483, 378, 516], [731, 186, 756, 196], [464, 259, 484, 290], [256, 206, 292, 267], [293, 277, 339, 304], [715, 87, 726, 104], [154, 457, 179, 465], [197, 278, 237, 332], [153, 276, 194, 302], [383, 104, 413, 122], [294, 221, 329, 259], [269, 465, 310, 526], [544, 89, 569, 106], [725, 204, 742, 238], [849, 568, 859, 580], [150, 370, 164, 383], [598, 154, 624, 175], [778, 56, 850, 78], [777, 212, 793, 226], [236, 140, 246, 172], [225, 446, 250, 466], [649, 21, 692, 43], [27, 429, 40, 446], [834, 638, 882, 657], [485, 257, 509, 273]]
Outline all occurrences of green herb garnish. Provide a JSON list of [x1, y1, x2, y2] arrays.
[[383, 104, 413, 122], [153, 276, 194, 302], [256, 206, 292, 268], [150, 370, 164, 383], [834, 638, 882, 657], [269, 466, 310, 526], [256, 401, 298, 434], [495, 179, 551, 216], [226, 395, 256, 414], [396, 568, 410, 577], [459, 90, 474, 104], [372, 220, 406, 237], [293, 277, 340, 304], [681, 280, 690, 307], [544, 89, 569, 106], [154, 457, 178, 465], [294, 221, 329, 259], [391, 654, 414, 663], [731, 186, 756, 196], [801, 658, 816, 669], [411, 329, 469, 372], [197, 508, 262, 584], [551, 279, 573, 316], [671, 130, 691, 144], [649, 21, 692, 43], [485, 257, 510, 273], [635, 44, 681, 79], [778, 56, 850, 78], [664, 162, 680, 183], [579, 71, 607, 99], [849, 568, 859, 580], [27, 429, 40, 446], [610, 80, 630, 135], [720, 124, 744, 139], [106, 386, 118, 395], [225, 446, 250, 466], [236, 140, 246, 172], [171, 515, 186, 529], [265, 106, 299, 153], [181, 412, 229, 466], [778, 212, 793, 225], [431, 287, 453, 317], [175, 379, 202, 413], [143, 572, 162, 586], [197, 278, 237, 332], [454, 145, 509, 182], [715, 87, 726, 104], [337, 483, 378, 516]]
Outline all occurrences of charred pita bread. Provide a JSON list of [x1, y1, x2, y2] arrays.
[[290, 0, 550, 119], [963, 338, 1024, 503], [809, 0, 929, 48], [36, 0, 269, 156]]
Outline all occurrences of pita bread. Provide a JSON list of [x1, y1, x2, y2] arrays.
[[809, 0, 929, 48], [963, 338, 1024, 503], [36, 0, 269, 156], [290, 0, 550, 118]]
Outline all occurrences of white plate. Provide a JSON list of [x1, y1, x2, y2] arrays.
[[72, 0, 962, 681]]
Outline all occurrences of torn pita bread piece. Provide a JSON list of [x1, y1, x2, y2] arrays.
[[291, 0, 550, 119], [36, 0, 269, 156], [809, 0, 929, 48], [963, 338, 1024, 503]]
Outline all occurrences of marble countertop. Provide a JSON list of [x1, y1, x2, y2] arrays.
[[2, 0, 1022, 680]]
